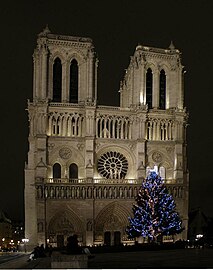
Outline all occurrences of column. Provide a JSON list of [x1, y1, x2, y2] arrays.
[[104, 117, 107, 138], [96, 117, 99, 137], [88, 50, 94, 100], [112, 119, 115, 138], [108, 118, 111, 138], [33, 50, 40, 100], [62, 61, 68, 102], [153, 70, 159, 108]]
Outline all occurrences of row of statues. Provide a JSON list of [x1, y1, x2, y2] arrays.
[[36, 185, 183, 199]]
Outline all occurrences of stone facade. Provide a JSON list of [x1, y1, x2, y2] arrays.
[[25, 26, 189, 249]]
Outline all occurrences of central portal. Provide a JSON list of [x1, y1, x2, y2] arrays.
[[104, 231, 121, 246], [57, 235, 64, 248]]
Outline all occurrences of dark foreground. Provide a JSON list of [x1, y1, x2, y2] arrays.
[[89, 248, 213, 269], [1, 248, 213, 269]]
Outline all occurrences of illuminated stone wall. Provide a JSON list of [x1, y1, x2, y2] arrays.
[[25, 26, 189, 249]]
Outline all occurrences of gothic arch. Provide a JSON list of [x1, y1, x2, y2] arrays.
[[68, 51, 85, 65], [48, 208, 84, 236], [48, 145, 85, 178], [158, 63, 170, 75], [51, 53, 66, 64], [50, 50, 84, 66], [49, 145, 84, 165], [145, 62, 158, 73], [158, 161, 171, 169], [95, 202, 131, 232], [66, 158, 81, 167], [159, 161, 172, 180]]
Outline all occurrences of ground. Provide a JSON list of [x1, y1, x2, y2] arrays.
[[88, 248, 213, 268], [0, 248, 213, 268]]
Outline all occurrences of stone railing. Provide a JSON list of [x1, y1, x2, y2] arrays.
[[46, 178, 141, 184], [46, 178, 91, 184], [50, 102, 85, 108]]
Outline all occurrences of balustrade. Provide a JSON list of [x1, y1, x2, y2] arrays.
[[46, 178, 141, 184], [47, 178, 91, 184]]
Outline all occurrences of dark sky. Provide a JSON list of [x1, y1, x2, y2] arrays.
[[0, 0, 213, 221]]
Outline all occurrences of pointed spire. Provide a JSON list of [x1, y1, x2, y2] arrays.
[[169, 40, 175, 51], [43, 24, 51, 34], [38, 24, 51, 37]]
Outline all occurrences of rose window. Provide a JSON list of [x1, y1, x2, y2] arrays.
[[98, 151, 128, 179]]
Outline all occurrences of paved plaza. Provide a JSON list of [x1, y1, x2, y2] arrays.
[[88, 248, 213, 268], [0, 248, 213, 269]]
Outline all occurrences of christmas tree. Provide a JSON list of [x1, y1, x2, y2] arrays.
[[127, 171, 183, 241]]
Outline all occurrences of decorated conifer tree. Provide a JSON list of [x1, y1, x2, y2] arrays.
[[126, 171, 183, 241]]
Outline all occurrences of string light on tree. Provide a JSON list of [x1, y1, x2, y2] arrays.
[[126, 171, 183, 241]]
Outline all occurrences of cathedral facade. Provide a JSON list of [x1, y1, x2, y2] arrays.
[[25, 26, 189, 249]]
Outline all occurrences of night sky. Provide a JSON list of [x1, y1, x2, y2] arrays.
[[1, 0, 213, 221]]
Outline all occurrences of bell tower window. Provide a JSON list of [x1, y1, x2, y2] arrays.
[[159, 70, 166, 109], [69, 59, 78, 103], [69, 163, 78, 179], [146, 68, 153, 109], [53, 57, 62, 102], [53, 163, 61, 178]]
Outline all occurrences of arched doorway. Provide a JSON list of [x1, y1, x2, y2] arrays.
[[48, 210, 84, 247], [104, 231, 111, 246], [114, 231, 121, 246], [95, 202, 131, 246], [57, 235, 65, 248], [103, 214, 122, 246], [104, 231, 121, 246]]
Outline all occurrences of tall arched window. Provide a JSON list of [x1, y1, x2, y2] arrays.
[[53, 163, 61, 178], [69, 163, 78, 179], [159, 70, 166, 109], [69, 59, 78, 103], [159, 166, 166, 180], [146, 68, 153, 109], [53, 58, 62, 102]]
